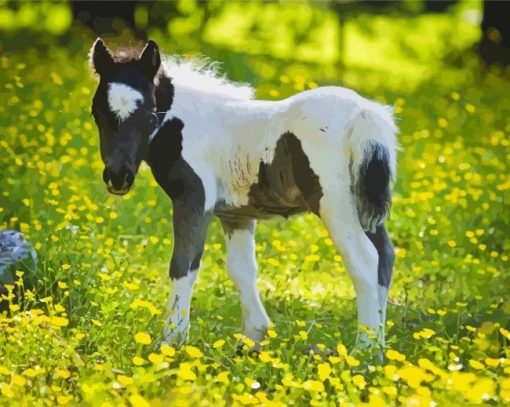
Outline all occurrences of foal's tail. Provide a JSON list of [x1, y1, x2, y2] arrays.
[[347, 105, 397, 233]]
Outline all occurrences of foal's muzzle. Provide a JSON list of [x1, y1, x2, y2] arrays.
[[103, 167, 135, 195]]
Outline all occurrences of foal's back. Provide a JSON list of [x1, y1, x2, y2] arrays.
[[174, 85, 388, 219]]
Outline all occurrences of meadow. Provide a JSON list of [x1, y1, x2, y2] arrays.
[[0, 2, 510, 405]]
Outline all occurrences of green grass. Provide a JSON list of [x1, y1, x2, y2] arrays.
[[0, 12, 510, 406]]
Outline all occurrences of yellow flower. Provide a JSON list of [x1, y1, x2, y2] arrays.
[[328, 356, 341, 364], [397, 366, 427, 388], [232, 393, 258, 405], [345, 355, 360, 367], [500, 327, 510, 340], [317, 363, 331, 382], [12, 374, 26, 386], [259, 351, 272, 363], [368, 394, 387, 407], [117, 375, 134, 386], [469, 359, 485, 370], [129, 393, 151, 407], [123, 281, 139, 291], [352, 374, 367, 389], [485, 357, 499, 367], [57, 395, 73, 405], [418, 358, 447, 379], [132, 356, 145, 366], [55, 369, 70, 379], [413, 328, 435, 340], [54, 304, 66, 313], [336, 344, 348, 357], [302, 380, 324, 392], [386, 349, 406, 362], [134, 332, 152, 345], [217, 371, 230, 384], [267, 329, 277, 338], [148, 353, 165, 365], [213, 339, 225, 349], [185, 345, 203, 358], [244, 377, 260, 390], [1, 383, 14, 398], [383, 385, 397, 395], [24, 368, 42, 378], [160, 344, 176, 357], [51, 316, 69, 327], [466, 378, 495, 403], [177, 363, 196, 381], [465, 103, 476, 113]]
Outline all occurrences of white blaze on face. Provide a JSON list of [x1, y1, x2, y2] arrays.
[[107, 82, 144, 121]]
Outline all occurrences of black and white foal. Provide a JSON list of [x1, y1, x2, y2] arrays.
[[89, 39, 397, 354]]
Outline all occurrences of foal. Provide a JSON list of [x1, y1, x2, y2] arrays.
[[89, 39, 397, 353]]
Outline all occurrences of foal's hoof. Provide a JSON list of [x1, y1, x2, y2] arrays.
[[350, 344, 384, 366], [236, 340, 262, 357], [159, 331, 186, 349]]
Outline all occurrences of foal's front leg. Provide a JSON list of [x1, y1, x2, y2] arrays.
[[163, 201, 211, 346], [221, 218, 271, 344]]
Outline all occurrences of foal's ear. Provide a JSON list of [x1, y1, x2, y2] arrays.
[[89, 38, 114, 76], [139, 40, 161, 79]]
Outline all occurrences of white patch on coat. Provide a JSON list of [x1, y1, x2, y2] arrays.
[[162, 57, 254, 101], [224, 225, 270, 342], [163, 270, 198, 346], [107, 82, 144, 121]]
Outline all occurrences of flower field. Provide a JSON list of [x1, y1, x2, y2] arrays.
[[1, 5, 510, 406]]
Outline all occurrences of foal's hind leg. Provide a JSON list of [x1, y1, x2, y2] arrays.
[[319, 194, 381, 350], [220, 218, 271, 343], [366, 225, 394, 341]]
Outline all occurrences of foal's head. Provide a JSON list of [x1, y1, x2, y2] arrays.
[[89, 39, 162, 195]]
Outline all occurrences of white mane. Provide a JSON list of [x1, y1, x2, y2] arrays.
[[162, 56, 255, 101]]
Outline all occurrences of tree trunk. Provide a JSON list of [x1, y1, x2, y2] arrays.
[[480, 0, 510, 66], [70, 0, 145, 39]]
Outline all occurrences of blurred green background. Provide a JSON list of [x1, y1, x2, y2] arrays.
[[0, 0, 508, 92]]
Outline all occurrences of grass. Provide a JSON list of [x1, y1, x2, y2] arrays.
[[1, 18, 510, 407]]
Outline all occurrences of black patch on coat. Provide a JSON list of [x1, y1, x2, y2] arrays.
[[147, 117, 210, 280], [220, 218, 255, 238], [355, 143, 392, 232], [155, 71, 174, 115], [215, 132, 323, 221], [147, 118, 184, 195], [365, 225, 394, 287]]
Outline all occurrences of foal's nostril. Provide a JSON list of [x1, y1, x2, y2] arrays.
[[108, 170, 126, 189], [105, 167, 134, 192], [124, 171, 134, 187]]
